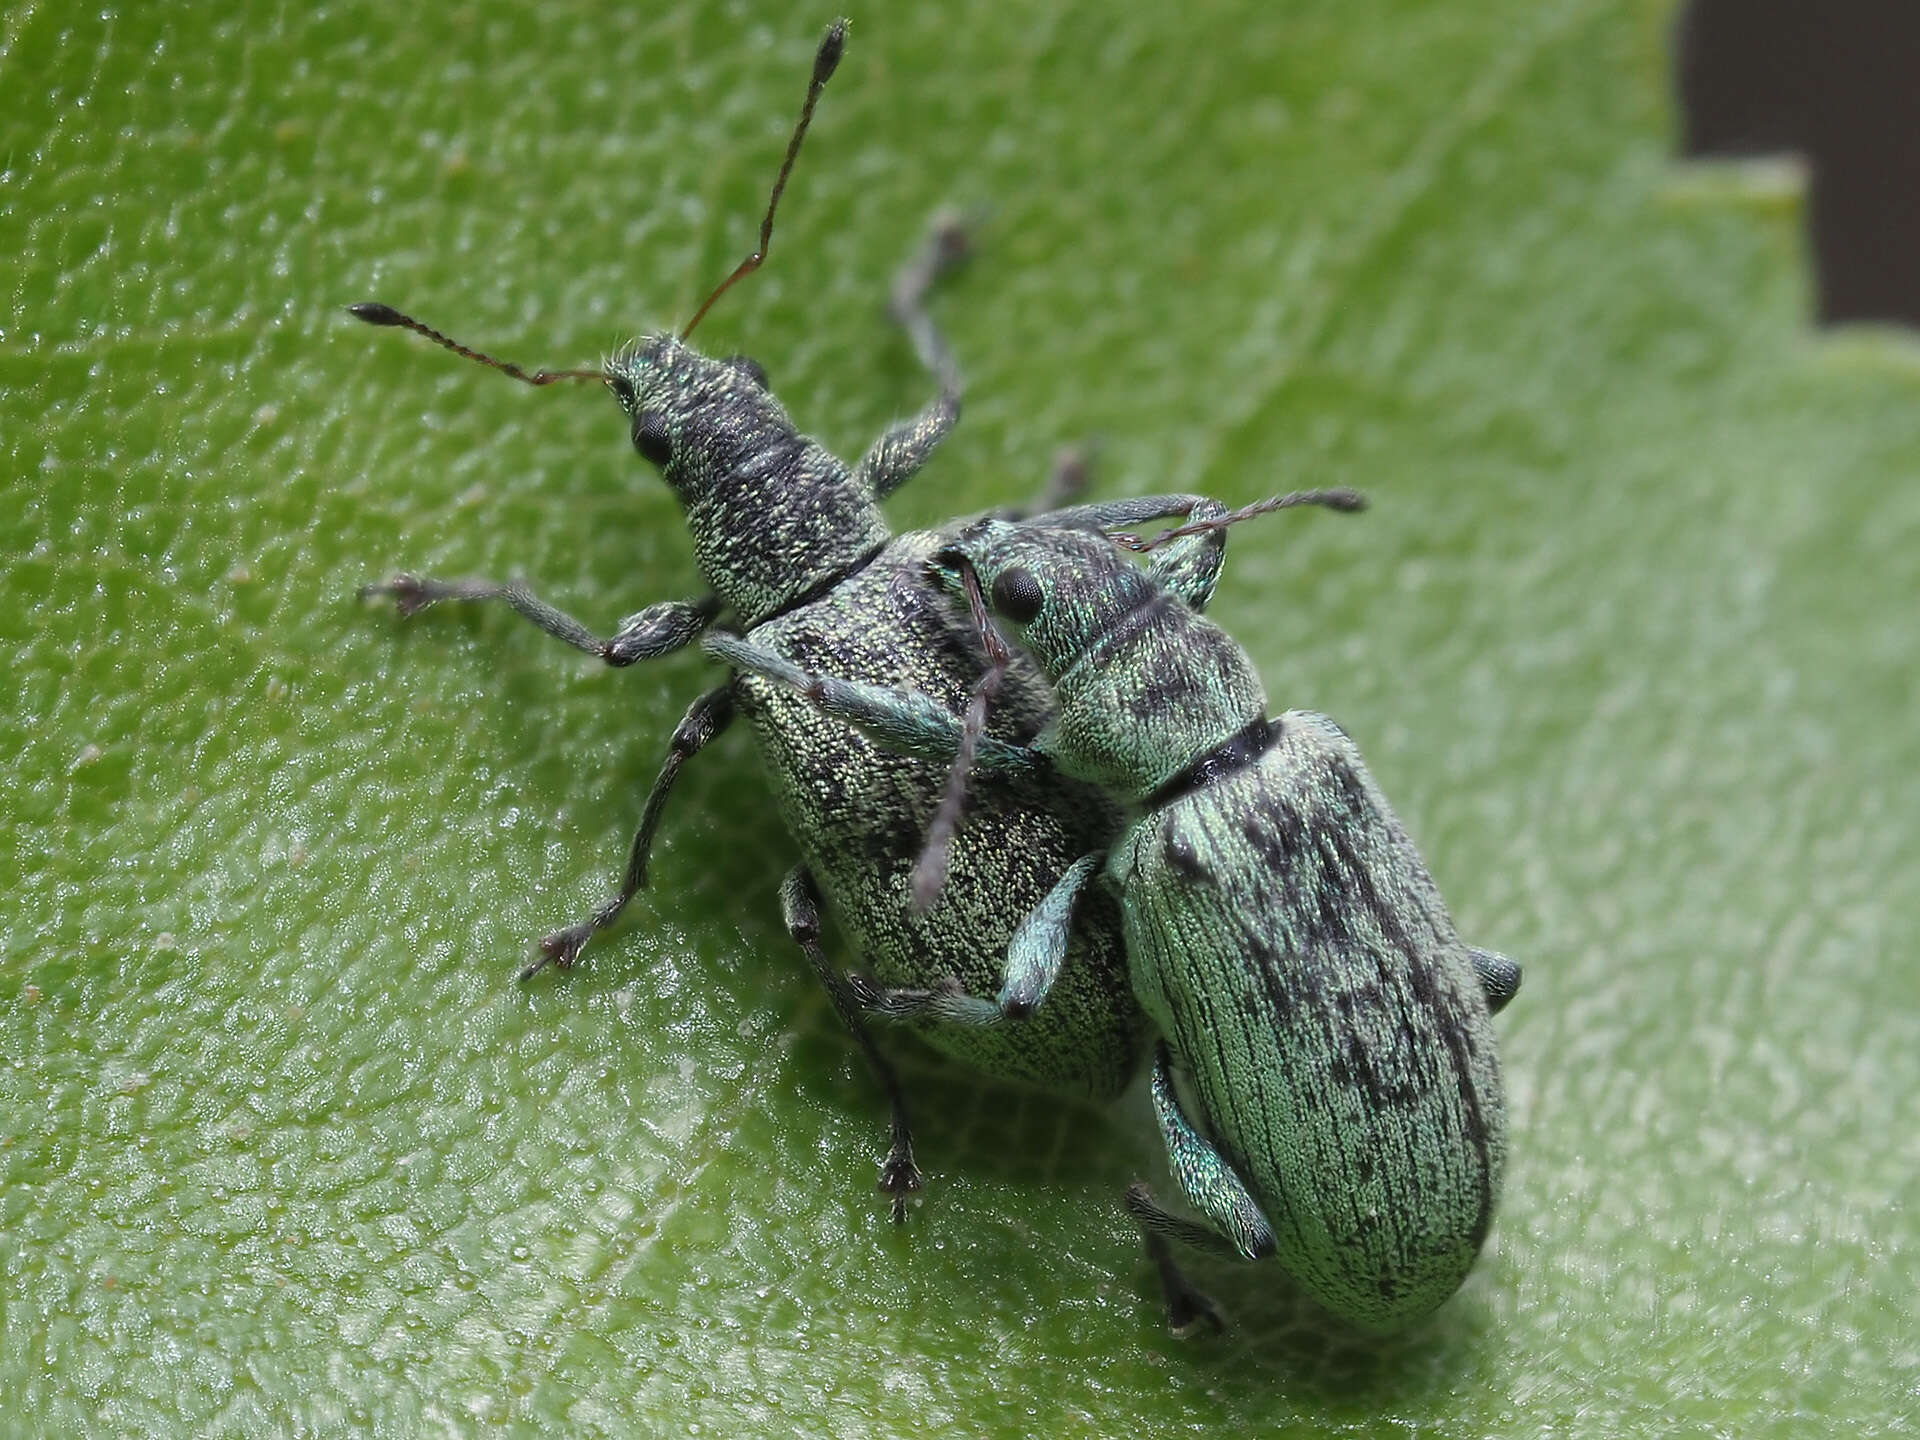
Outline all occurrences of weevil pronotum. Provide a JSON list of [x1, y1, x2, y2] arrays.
[[713, 504, 1521, 1331], [351, 19, 1270, 1219]]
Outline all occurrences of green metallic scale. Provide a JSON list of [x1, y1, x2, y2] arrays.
[[718, 509, 1522, 1332]]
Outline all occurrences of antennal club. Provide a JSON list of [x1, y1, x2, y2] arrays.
[[347, 303, 602, 386], [681, 17, 850, 340], [1110, 487, 1368, 552]]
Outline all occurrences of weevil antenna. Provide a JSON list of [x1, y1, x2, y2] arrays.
[[346, 303, 602, 386], [1110, 487, 1369, 552], [682, 18, 850, 340], [909, 556, 1014, 913]]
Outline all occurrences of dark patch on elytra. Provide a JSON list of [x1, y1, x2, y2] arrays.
[[842, 797, 936, 871], [1345, 827, 1498, 1253], [1242, 934, 1293, 1024], [1248, 930, 1324, 1063], [1229, 982, 1271, 1027], [1322, 752, 1372, 827], [1333, 982, 1385, 1020], [1323, 813, 1414, 959], [1240, 795, 1303, 870], [1339, 1030, 1422, 1111]]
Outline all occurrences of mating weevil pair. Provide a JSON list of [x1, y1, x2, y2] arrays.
[[719, 513, 1522, 1332], [353, 19, 1520, 1333]]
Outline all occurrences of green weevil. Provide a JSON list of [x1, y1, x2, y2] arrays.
[[350, 20, 1262, 1219], [712, 504, 1522, 1331]]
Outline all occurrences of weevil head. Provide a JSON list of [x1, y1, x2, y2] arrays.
[[932, 519, 1156, 682], [605, 333, 887, 624], [605, 334, 795, 492], [935, 517, 1270, 799]]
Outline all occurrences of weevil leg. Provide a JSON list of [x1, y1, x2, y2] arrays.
[[855, 213, 968, 500], [361, 575, 721, 666], [702, 633, 1047, 778], [523, 685, 735, 980], [781, 866, 923, 1221], [1142, 498, 1230, 612], [907, 565, 1026, 909], [1469, 947, 1523, 1015], [1000, 852, 1103, 1016], [1027, 494, 1233, 610], [1145, 1043, 1278, 1262], [1127, 1184, 1227, 1336], [1030, 493, 1216, 531], [848, 850, 1104, 1024], [1041, 489, 1362, 609], [847, 973, 1004, 1027]]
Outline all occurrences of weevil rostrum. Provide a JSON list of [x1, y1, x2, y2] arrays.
[[711, 504, 1522, 1332], [351, 20, 1261, 1219]]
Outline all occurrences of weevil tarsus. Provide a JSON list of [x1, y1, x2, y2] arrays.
[[781, 866, 922, 1220], [855, 213, 969, 499], [1129, 1187, 1227, 1336], [359, 576, 722, 666], [520, 684, 736, 981]]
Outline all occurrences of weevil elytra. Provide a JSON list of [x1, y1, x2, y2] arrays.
[[349, 20, 1258, 1219], [713, 505, 1523, 1332]]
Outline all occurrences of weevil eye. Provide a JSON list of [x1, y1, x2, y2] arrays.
[[607, 373, 636, 409], [723, 354, 769, 389], [633, 412, 673, 467], [990, 567, 1044, 624]]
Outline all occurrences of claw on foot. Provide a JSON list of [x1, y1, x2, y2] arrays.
[[1166, 1287, 1226, 1337], [521, 926, 589, 982], [881, 1152, 923, 1224], [361, 573, 432, 618]]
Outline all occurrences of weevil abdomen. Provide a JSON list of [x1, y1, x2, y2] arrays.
[[1117, 709, 1505, 1331]]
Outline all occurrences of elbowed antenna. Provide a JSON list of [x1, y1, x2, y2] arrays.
[[1110, 487, 1368, 552], [680, 18, 851, 339], [351, 18, 849, 376], [346, 303, 602, 387]]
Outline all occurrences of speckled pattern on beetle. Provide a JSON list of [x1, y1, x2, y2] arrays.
[[719, 512, 1522, 1331]]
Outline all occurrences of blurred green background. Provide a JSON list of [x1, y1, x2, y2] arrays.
[[4, 1, 1915, 1434]]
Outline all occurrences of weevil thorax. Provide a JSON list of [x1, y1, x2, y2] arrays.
[[607, 334, 891, 627], [959, 522, 1270, 802]]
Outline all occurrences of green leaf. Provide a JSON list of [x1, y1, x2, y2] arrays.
[[6, 1, 1916, 1434]]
